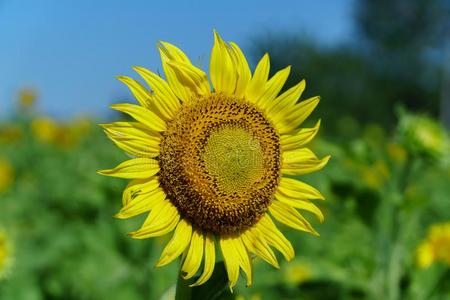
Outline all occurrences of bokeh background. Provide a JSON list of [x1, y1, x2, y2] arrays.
[[1, 0, 450, 299]]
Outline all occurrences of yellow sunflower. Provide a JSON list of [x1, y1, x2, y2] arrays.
[[99, 31, 330, 289]]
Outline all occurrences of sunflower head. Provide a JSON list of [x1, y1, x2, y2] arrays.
[[99, 31, 329, 289], [17, 88, 37, 109]]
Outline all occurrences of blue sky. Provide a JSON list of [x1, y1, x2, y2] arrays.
[[0, 0, 354, 119]]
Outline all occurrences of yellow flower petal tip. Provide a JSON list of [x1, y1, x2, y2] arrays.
[[321, 155, 332, 166], [96, 169, 109, 175], [114, 212, 127, 219], [100, 31, 329, 287]]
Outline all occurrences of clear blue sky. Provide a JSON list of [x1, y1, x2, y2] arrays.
[[0, 0, 354, 119]]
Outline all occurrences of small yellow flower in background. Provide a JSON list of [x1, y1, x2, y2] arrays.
[[31, 117, 86, 148], [361, 160, 390, 189], [386, 142, 408, 164], [31, 117, 75, 147], [31, 117, 60, 144], [283, 260, 312, 285], [414, 126, 444, 155], [0, 159, 14, 193], [71, 116, 92, 137], [57, 117, 93, 147], [235, 293, 262, 300], [416, 221, 450, 268], [0, 230, 13, 279], [417, 242, 434, 269], [398, 112, 450, 159], [0, 125, 23, 144], [55, 125, 80, 148], [99, 31, 329, 289], [17, 88, 37, 108]]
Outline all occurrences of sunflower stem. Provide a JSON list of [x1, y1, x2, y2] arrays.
[[175, 261, 231, 300], [175, 270, 192, 300], [371, 158, 416, 300]]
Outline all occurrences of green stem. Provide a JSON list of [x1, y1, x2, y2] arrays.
[[175, 269, 192, 300], [371, 159, 415, 300], [174, 261, 230, 300], [385, 159, 416, 300]]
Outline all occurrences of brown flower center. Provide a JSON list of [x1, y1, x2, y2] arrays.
[[158, 93, 280, 235]]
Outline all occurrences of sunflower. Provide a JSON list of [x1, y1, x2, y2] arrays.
[[99, 31, 329, 289]]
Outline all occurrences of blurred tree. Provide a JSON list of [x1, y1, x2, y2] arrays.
[[356, 0, 449, 126], [356, 0, 446, 51], [250, 0, 450, 134]]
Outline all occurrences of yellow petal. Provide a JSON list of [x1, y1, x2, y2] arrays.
[[257, 66, 291, 109], [159, 52, 190, 102], [166, 60, 210, 96], [156, 219, 192, 267], [266, 79, 306, 116], [220, 236, 252, 289], [110, 103, 166, 132], [280, 119, 321, 151], [158, 41, 191, 63], [130, 200, 180, 239], [269, 201, 319, 235], [275, 191, 324, 223], [100, 122, 158, 140], [282, 148, 330, 176], [133, 66, 181, 119], [242, 228, 279, 268], [116, 187, 166, 219], [274, 96, 320, 134], [245, 53, 270, 103], [283, 148, 317, 164], [104, 136, 159, 158], [289, 96, 320, 126], [97, 158, 159, 179], [103, 127, 160, 158], [210, 31, 237, 94], [257, 214, 294, 261], [278, 177, 325, 200], [190, 233, 215, 287], [116, 76, 152, 108], [158, 43, 209, 102], [229, 42, 251, 98], [121, 178, 159, 206], [181, 230, 204, 279], [233, 237, 252, 287]]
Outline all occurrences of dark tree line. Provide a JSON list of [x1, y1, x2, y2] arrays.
[[250, 0, 450, 134]]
